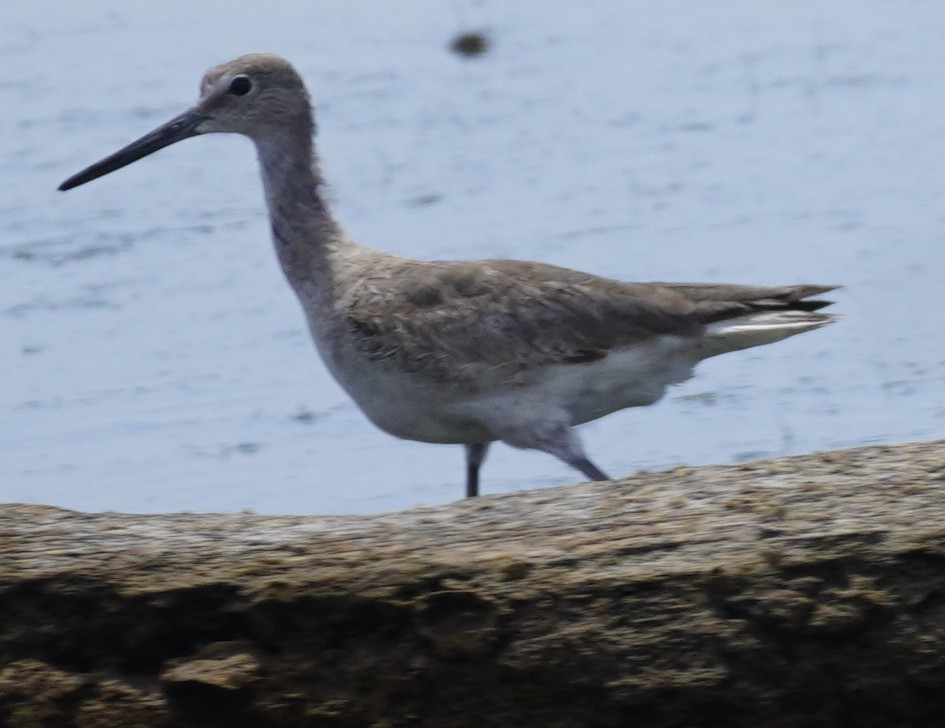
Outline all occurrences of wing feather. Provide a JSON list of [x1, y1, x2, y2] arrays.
[[342, 259, 836, 383]]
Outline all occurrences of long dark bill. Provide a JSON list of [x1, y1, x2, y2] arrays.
[[59, 109, 207, 191]]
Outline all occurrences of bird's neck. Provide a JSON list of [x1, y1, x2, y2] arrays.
[[254, 130, 344, 297]]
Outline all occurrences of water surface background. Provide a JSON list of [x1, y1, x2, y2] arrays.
[[4, 1, 945, 514]]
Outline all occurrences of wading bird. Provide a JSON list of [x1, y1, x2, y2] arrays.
[[60, 54, 836, 497]]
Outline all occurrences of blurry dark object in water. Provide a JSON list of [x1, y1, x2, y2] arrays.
[[450, 32, 489, 58]]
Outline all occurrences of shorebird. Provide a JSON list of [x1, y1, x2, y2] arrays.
[[60, 54, 837, 498]]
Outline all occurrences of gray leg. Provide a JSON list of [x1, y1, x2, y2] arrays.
[[496, 417, 610, 483], [465, 442, 490, 497], [566, 455, 610, 482]]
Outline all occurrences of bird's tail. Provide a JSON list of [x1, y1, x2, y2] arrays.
[[702, 310, 836, 358]]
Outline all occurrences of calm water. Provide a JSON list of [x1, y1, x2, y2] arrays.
[[4, 1, 945, 514]]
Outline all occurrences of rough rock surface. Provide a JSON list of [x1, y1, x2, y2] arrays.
[[3, 440, 945, 727]]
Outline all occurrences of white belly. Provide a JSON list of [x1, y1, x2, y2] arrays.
[[316, 332, 700, 445], [532, 335, 699, 424]]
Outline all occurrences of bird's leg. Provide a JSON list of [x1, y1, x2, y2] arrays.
[[495, 417, 611, 484], [464, 442, 490, 497], [568, 456, 610, 482]]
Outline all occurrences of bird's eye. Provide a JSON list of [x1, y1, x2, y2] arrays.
[[229, 76, 252, 96]]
